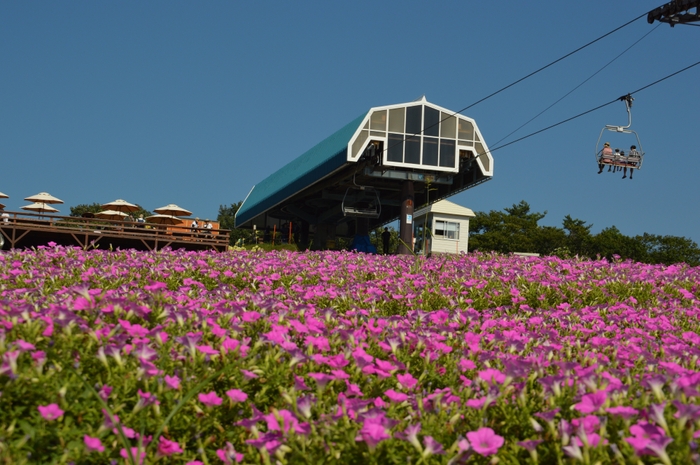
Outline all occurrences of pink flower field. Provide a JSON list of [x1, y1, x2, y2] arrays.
[[0, 244, 699, 464]]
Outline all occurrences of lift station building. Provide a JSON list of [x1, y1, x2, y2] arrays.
[[235, 97, 493, 253]]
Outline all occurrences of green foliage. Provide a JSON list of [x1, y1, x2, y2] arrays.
[[469, 201, 547, 254], [69, 203, 103, 217], [468, 200, 700, 265], [636, 233, 700, 267], [370, 227, 399, 255], [68, 203, 152, 220], [217, 202, 255, 246]]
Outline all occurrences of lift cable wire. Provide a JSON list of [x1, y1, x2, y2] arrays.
[[492, 24, 662, 147], [379, 10, 649, 160], [487, 59, 700, 154], [454, 12, 649, 115]]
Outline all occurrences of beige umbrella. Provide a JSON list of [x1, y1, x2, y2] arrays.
[[101, 199, 140, 213], [21, 202, 59, 213], [95, 210, 128, 221], [24, 192, 63, 205], [0, 203, 6, 209], [146, 214, 183, 225], [0, 192, 8, 199], [154, 203, 192, 217]]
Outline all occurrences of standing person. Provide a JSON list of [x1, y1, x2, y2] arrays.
[[382, 227, 391, 254], [623, 145, 639, 180], [598, 142, 613, 174], [204, 220, 213, 236], [191, 217, 199, 239], [0, 207, 9, 224]]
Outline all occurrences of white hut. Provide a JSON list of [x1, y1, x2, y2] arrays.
[[413, 199, 475, 255]]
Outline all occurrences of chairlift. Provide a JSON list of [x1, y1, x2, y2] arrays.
[[595, 95, 645, 173], [341, 175, 381, 219]]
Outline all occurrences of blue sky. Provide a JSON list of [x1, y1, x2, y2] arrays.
[[2, 1, 698, 242]]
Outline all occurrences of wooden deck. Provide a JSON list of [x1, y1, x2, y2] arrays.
[[0, 211, 230, 252]]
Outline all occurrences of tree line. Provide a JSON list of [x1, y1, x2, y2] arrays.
[[468, 200, 700, 266]]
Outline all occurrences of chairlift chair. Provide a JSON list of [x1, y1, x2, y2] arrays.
[[341, 175, 381, 219], [595, 95, 645, 172]]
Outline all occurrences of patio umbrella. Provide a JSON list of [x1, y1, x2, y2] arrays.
[[0, 192, 8, 199], [21, 202, 59, 213], [101, 199, 140, 213], [154, 203, 192, 217], [95, 210, 128, 221], [24, 192, 63, 205], [0, 203, 6, 210], [146, 214, 183, 225]]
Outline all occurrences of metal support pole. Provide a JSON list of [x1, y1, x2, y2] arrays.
[[398, 180, 414, 255]]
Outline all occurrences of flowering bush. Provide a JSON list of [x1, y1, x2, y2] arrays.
[[0, 244, 699, 464]]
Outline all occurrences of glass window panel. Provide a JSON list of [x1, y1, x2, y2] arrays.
[[424, 107, 439, 137], [387, 133, 404, 162], [363, 121, 369, 130], [406, 105, 422, 135], [370, 110, 387, 131], [458, 119, 474, 141], [388, 108, 405, 133], [435, 220, 445, 236], [370, 130, 386, 137], [439, 139, 456, 167], [352, 130, 369, 159], [435, 220, 459, 239], [474, 142, 486, 156], [440, 112, 456, 138], [447, 222, 460, 240], [405, 136, 421, 164], [422, 137, 438, 166]]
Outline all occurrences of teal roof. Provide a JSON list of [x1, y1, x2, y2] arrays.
[[235, 112, 368, 227]]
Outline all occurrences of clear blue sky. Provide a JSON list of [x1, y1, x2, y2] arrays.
[[2, 1, 698, 242]]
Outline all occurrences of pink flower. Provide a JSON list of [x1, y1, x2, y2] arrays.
[[574, 391, 607, 414], [397, 372, 418, 390], [458, 358, 477, 371], [607, 405, 638, 419], [198, 391, 222, 407], [196, 344, 219, 355], [384, 389, 408, 402], [478, 368, 506, 385], [466, 427, 504, 456], [165, 374, 181, 390], [216, 441, 244, 463], [226, 389, 248, 402], [264, 409, 301, 434], [356, 421, 391, 451], [83, 435, 105, 453], [120, 447, 145, 464], [157, 436, 183, 456], [38, 403, 64, 421]]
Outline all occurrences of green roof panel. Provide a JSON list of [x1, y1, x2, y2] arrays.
[[235, 112, 368, 227]]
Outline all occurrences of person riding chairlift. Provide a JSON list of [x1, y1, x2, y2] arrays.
[[598, 142, 613, 174]]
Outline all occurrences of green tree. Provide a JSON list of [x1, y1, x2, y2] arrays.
[[534, 226, 567, 256], [69, 203, 103, 217], [217, 202, 254, 246], [591, 226, 647, 262], [636, 233, 700, 266], [69, 203, 151, 220], [369, 226, 399, 254], [562, 215, 594, 257], [469, 200, 547, 254]]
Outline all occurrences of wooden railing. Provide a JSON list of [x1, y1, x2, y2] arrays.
[[0, 211, 230, 252]]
